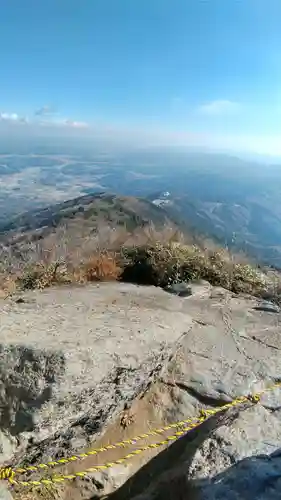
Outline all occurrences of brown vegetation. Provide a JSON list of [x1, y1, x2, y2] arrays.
[[0, 224, 280, 303]]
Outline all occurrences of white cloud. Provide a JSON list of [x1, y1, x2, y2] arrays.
[[0, 112, 28, 123], [1, 112, 20, 121], [64, 119, 89, 128], [37, 118, 89, 129], [197, 100, 240, 116], [35, 105, 57, 116], [0, 109, 89, 130]]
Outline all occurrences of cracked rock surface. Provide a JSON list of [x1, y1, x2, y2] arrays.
[[1, 281, 281, 499], [0, 282, 194, 467]]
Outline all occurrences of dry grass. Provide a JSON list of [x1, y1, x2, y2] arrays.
[[12, 482, 62, 500], [120, 242, 274, 298], [8, 253, 121, 291], [0, 223, 280, 302], [75, 254, 121, 283], [0, 223, 184, 294]]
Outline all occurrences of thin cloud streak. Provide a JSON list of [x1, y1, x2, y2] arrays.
[[197, 99, 241, 116], [1, 110, 281, 156]]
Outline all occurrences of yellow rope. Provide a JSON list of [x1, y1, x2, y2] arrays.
[[1, 381, 280, 488]]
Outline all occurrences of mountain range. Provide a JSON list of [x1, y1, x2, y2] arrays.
[[1, 142, 281, 267]]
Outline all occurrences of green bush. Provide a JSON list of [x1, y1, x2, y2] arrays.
[[120, 243, 268, 295]]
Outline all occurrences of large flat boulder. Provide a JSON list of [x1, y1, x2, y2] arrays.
[[0, 282, 194, 464], [1, 282, 281, 499]]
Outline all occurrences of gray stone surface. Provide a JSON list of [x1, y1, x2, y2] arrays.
[[165, 280, 211, 298], [1, 281, 281, 499], [0, 283, 194, 465], [254, 301, 280, 313], [108, 407, 281, 500], [164, 282, 192, 297], [105, 285, 281, 500]]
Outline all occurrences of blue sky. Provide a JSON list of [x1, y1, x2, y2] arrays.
[[1, 0, 281, 154]]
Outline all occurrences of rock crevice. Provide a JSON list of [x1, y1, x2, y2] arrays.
[[1, 281, 281, 499]]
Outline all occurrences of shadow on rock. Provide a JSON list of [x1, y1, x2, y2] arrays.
[[0, 344, 65, 435], [190, 448, 281, 500], [93, 405, 244, 500], [97, 404, 281, 500]]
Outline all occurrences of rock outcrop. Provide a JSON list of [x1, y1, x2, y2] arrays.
[[0, 281, 281, 499]]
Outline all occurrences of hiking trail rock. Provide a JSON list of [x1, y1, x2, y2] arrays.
[[0, 281, 281, 499]]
